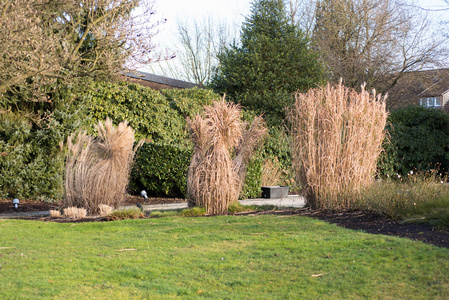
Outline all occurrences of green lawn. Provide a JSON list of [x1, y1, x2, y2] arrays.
[[1, 215, 448, 299]]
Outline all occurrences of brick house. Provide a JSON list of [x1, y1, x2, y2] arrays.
[[387, 68, 449, 112], [123, 71, 199, 90]]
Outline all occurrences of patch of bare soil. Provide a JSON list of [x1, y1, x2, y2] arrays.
[[1, 198, 448, 249]]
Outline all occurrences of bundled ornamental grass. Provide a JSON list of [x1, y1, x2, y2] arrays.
[[288, 82, 388, 210], [261, 157, 283, 186], [63, 207, 87, 219], [64, 118, 142, 214], [187, 99, 267, 214]]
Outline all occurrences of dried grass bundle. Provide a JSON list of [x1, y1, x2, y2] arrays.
[[288, 82, 388, 210], [187, 99, 267, 214], [261, 157, 283, 187], [64, 118, 142, 214], [49, 210, 61, 218], [98, 204, 114, 216], [63, 207, 87, 219], [234, 116, 267, 185]]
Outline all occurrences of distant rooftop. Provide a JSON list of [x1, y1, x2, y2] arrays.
[[123, 71, 199, 90]]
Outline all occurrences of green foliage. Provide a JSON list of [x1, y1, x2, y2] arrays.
[[240, 154, 263, 199], [0, 84, 88, 199], [162, 87, 218, 118], [83, 81, 186, 143], [378, 106, 449, 177], [210, 0, 325, 125], [130, 143, 192, 198]]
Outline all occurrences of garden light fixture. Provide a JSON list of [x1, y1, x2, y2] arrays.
[[140, 190, 148, 199], [13, 198, 19, 209]]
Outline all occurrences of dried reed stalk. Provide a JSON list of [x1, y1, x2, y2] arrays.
[[64, 118, 142, 214], [187, 99, 267, 214], [261, 157, 283, 186], [288, 82, 388, 210], [234, 116, 267, 186]]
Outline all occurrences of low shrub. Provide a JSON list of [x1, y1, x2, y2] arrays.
[[227, 201, 254, 214], [0, 112, 67, 199], [0, 83, 90, 200], [260, 126, 299, 192], [378, 106, 449, 177], [105, 208, 145, 220], [240, 154, 263, 199], [162, 88, 217, 118], [83, 81, 186, 143]]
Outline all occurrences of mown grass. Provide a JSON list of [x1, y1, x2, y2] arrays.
[[1, 215, 448, 299]]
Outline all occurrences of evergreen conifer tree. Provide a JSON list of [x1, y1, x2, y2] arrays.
[[210, 0, 326, 124]]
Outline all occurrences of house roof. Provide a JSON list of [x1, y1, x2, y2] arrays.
[[123, 71, 199, 89], [387, 68, 449, 110], [416, 68, 449, 98]]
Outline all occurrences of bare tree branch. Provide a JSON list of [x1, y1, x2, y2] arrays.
[[0, 0, 163, 99]]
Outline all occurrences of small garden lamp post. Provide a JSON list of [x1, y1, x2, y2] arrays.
[[136, 190, 148, 211], [13, 198, 19, 209]]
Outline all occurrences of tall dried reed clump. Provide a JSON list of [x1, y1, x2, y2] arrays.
[[261, 158, 283, 187], [288, 82, 388, 210], [187, 99, 267, 214], [65, 118, 142, 214]]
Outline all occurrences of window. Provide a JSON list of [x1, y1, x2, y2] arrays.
[[419, 97, 441, 108]]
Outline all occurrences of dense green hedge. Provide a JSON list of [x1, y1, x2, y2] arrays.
[[378, 106, 449, 177], [0, 114, 64, 199], [162, 88, 217, 119], [130, 143, 192, 197], [83, 81, 186, 143], [0, 85, 88, 200]]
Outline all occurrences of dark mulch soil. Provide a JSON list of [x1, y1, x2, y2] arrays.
[[291, 208, 449, 249], [1, 197, 448, 249]]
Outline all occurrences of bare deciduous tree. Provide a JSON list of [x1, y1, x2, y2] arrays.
[[287, 0, 318, 36], [311, 0, 447, 101], [148, 15, 237, 86], [176, 17, 235, 87], [0, 0, 162, 99]]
